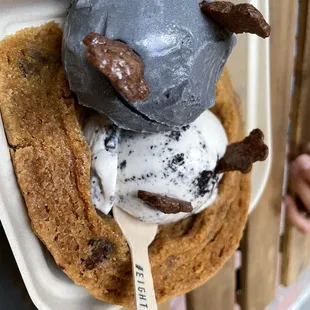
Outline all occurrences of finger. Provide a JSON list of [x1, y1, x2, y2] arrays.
[[295, 196, 310, 215], [291, 154, 310, 185], [286, 195, 310, 233], [290, 175, 310, 213]]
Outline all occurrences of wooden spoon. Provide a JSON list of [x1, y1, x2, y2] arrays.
[[113, 206, 158, 310]]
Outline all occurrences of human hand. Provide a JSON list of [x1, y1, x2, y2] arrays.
[[286, 143, 310, 233]]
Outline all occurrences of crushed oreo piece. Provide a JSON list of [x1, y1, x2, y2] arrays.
[[168, 131, 182, 141], [85, 238, 115, 270], [119, 160, 127, 170], [216, 128, 269, 174], [168, 153, 185, 171], [110, 196, 115, 204], [104, 127, 118, 151], [138, 190, 193, 214], [200, 1, 271, 38], [83, 32, 150, 102], [182, 125, 190, 131], [195, 170, 214, 197]]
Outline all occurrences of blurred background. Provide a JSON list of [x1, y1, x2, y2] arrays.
[[0, 224, 35, 310]]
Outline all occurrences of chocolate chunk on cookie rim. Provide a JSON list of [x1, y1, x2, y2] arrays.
[[216, 128, 269, 174], [200, 1, 271, 38]]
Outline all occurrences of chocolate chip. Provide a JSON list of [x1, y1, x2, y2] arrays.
[[58, 265, 65, 270], [88, 239, 96, 246], [216, 128, 269, 174], [138, 190, 193, 214], [85, 239, 115, 270], [200, 1, 271, 38], [84, 32, 150, 102]]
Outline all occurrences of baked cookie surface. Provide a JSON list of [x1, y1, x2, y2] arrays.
[[0, 22, 250, 308]]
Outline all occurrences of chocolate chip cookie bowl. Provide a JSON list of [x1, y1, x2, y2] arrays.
[[0, 1, 270, 308]]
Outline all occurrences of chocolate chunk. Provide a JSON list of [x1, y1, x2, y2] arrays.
[[216, 128, 269, 174], [138, 190, 193, 214], [83, 33, 150, 102], [200, 1, 271, 38], [85, 238, 115, 270], [182, 125, 190, 132]]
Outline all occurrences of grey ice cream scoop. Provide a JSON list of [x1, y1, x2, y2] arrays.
[[63, 0, 236, 132]]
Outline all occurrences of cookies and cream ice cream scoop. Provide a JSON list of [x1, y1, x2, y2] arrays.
[[84, 110, 228, 224]]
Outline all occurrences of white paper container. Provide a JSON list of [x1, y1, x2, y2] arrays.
[[0, 1, 271, 309], [228, 0, 271, 213]]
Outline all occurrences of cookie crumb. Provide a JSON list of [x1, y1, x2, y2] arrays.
[[168, 153, 185, 172], [168, 131, 182, 141]]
